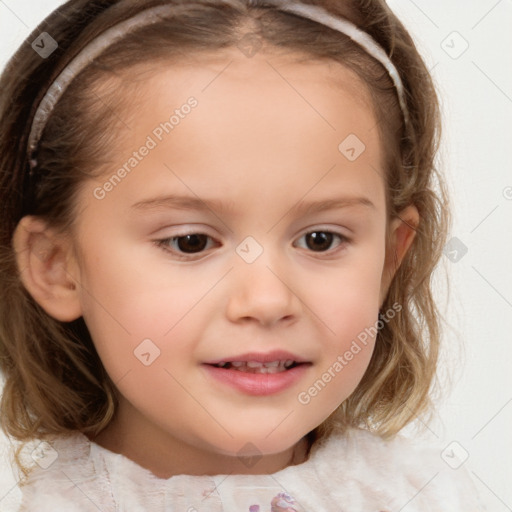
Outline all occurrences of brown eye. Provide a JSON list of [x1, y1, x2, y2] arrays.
[[305, 232, 334, 252], [175, 234, 209, 253], [156, 233, 216, 258], [294, 230, 348, 254]]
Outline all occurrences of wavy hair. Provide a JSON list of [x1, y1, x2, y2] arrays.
[[0, 0, 448, 470]]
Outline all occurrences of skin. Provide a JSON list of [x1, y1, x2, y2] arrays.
[[13, 48, 418, 478]]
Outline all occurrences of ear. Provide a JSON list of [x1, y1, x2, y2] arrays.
[[380, 204, 419, 305], [12, 215, 82, 322]]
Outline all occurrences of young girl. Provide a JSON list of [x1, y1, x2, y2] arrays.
[[0, 0, 485, 510]]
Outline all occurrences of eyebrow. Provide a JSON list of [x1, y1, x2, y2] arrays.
[[131, 195, 236, 214], [131, 194, 375, 215]]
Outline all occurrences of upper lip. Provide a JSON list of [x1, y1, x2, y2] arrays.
[[203, 350, 311, 365]]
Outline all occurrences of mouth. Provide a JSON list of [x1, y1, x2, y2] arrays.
[[201, 353, 312, 396], [207, 360, 305, 374]]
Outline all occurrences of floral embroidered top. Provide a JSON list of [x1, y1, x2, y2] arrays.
[[15, 427, 485, 511]]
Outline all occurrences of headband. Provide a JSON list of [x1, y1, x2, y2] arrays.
[[27, 0, 409, 173]]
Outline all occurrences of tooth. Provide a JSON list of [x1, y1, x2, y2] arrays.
[[258, 366, 276, 374], [225, 361, 292, 373], [284, 360, 295, 368]]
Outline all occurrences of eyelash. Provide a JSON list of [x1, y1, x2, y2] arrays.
[[153, 229, 350, 260]]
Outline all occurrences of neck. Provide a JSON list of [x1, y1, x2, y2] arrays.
[[88, 399, 311, 479]]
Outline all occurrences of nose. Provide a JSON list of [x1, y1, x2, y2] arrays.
[[225, 254, 302, 328]]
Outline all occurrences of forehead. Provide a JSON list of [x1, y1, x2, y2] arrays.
[[83, 49, 385, 217], [128, 48, 376, 122]]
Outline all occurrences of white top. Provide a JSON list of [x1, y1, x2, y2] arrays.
[[17, 428, 486, 511]]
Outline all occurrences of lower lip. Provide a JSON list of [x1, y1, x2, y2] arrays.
[[201, 364, 311, 396]]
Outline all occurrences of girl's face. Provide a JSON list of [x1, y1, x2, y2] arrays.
[[56, 50, 413, 476]]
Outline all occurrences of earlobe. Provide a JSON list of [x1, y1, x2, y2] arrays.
[[380, 205, 420, 303], [12, 215, 82, 322]]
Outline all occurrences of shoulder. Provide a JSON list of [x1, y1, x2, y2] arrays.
[[19, 433, 115, 512], [307, 427, 486, 511]]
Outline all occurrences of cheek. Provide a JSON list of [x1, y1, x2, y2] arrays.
[[313, 252, 384, 338], [298, 254, 384, 409], [76, 248, 213, 382], [78, 260, 210, 436]]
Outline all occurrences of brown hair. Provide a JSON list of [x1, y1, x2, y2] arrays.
[[0, 0, 447, 467]]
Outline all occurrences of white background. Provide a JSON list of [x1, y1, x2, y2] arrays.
[[1, 0, 511, 510]]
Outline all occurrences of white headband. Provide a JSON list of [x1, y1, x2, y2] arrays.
[[27, 0, 409, 172]]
